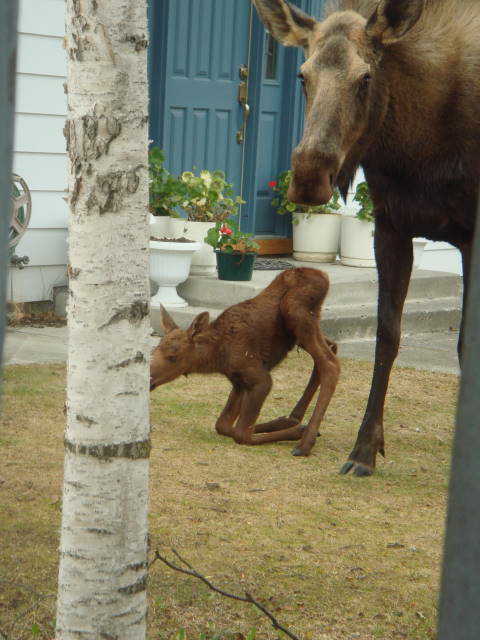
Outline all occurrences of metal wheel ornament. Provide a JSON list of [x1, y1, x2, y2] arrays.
[[10, 174, 32, 250]]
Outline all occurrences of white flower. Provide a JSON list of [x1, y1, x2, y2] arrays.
[[200, 171, 212, 188], [197, 198, 207, 207]]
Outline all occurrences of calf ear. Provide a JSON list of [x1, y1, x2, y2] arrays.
[[160, 305, 178, 334], [366, 0, 425, 46], [187, 311, 210, 339], [252, 0, 316, 48]]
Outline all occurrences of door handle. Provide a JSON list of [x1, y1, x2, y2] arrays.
[[237, 66, 250, 144]]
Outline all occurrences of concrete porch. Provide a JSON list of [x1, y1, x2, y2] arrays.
[[151, 260, 462, 342]]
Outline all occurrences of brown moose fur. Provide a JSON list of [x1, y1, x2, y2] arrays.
[[252, 0, 480, 476], [150, 268, 340, 457]]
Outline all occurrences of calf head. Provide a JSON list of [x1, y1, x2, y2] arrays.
[[252, 0, 425, 203], [150, 306, 210, 391]]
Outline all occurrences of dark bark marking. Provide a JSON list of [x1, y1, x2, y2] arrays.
[[123, 34, 148, 52], [108, 352, 145, 370], [100, 301, 149, 329], [86, 166, 142, 214], [64, 437, 151, 460], [67, 265, 81, 280], [65, 480, 84, 489], [76, 414, 97, 427], [118, 575, 147, 595], [116, 391, 140, 397], [60, 550, 88, 560], [86, 528, 114, 536], [125, 561, 148, 572]]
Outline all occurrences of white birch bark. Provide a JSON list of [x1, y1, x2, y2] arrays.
[[56, 1, 150, 638]]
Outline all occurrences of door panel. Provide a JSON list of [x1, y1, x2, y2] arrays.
[[162, 0, 251, 193]]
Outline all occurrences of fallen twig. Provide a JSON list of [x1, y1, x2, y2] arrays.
[[152, 548, 301, 640]]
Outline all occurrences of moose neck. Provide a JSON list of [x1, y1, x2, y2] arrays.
[[187, 329, 223, 376]]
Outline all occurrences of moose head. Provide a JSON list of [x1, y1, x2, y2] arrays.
[[150, 306, 211, 391], [252, 0, 426, 203]]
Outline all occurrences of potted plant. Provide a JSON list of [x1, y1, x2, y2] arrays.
[[340, 181, 376, 268], [271, 170, 342, 263], [205, 219, 259, 281], [148, 147, 186, 238], [171, 169, 244, 276], [149, 235, 202, 308]]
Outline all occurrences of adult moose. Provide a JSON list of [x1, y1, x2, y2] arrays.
[[252, 0, 480, 476]]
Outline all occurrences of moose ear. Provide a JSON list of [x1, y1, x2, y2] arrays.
[[366, 0, 425, 46], [252, 0, 316, 48], [160, 305, 179, 335], [187, 312, 210, 339]]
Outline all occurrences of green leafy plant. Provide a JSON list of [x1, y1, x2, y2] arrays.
[[353, 181, 374, 222], [149, 147, 187, 217], [204, 219, 259, 254], [270, 170, 341, 220], [180, 170, 244, 222]]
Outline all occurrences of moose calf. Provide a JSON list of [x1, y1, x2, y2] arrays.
[[150, 267, 339, 456]]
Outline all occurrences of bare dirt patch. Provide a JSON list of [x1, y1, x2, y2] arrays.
[[0, 353, 457, 639]]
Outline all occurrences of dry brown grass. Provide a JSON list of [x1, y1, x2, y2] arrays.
[[0, 353, 458, 639]]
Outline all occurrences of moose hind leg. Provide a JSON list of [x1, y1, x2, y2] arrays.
[[293, 336, 340, 457]]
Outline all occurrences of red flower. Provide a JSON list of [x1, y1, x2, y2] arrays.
[[268, 181, 277, 189], [220, 224, 233, 236]]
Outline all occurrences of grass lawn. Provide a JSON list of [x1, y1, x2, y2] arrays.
[[0, 352, 458, 639]]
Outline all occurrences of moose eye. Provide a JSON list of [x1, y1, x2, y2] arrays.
[[359, 73, 372, 92], [167, 356, 177, 363]]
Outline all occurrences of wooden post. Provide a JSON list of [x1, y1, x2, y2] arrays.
[[439, 197, 480, 639], [0, 0, 18, 367]]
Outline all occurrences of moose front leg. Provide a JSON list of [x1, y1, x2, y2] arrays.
[[340, 219, 413, 477], [233, 372, 305, 445], [215, 386, 244, 438]]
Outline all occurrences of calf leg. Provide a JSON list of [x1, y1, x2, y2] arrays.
[[233, 371, 306, 445], [292, 336, 340, 457], [253, 365, 320, 434], [215, 386, 243, 437], [340, 220, 413, 477]]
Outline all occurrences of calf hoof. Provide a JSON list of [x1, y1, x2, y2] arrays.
[[339, 460, 374, 477], [291, 446, 311, 457]]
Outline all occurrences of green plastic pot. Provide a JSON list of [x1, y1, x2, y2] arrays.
[[215, 250, 257, 281]]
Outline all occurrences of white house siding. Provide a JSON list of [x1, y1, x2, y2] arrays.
[[9, 0, 68, 303]]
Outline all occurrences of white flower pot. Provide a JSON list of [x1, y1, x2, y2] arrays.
[[413, 239, 428, 268], [149, 216, 172, 239], [170, 219, 216, 276], [292, 212, 342, 263], [340, 216, 376, 268], [149, 239, 201, 308]]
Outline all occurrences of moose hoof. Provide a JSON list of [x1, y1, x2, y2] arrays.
[[291, 446, 310, 457], [339, 460, 374, 477]]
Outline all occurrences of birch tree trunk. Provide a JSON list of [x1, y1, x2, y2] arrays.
[[56, 1, 150, 638]]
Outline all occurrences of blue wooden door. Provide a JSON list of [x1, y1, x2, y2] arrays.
[[148, 0, 325, 242], [153, 0, 251, 197]]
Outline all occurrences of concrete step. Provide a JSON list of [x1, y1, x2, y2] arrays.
[[178, 265, 462, 310], [151, 296, 461, 341]]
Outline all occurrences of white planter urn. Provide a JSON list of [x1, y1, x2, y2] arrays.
[[149, 215, 172, 239], [340, 216, 376, 268], [149, 239, 201, 308], [413, 239, 428, 268], [170, 219, 216, 276], [292, 212, 342, 263]]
